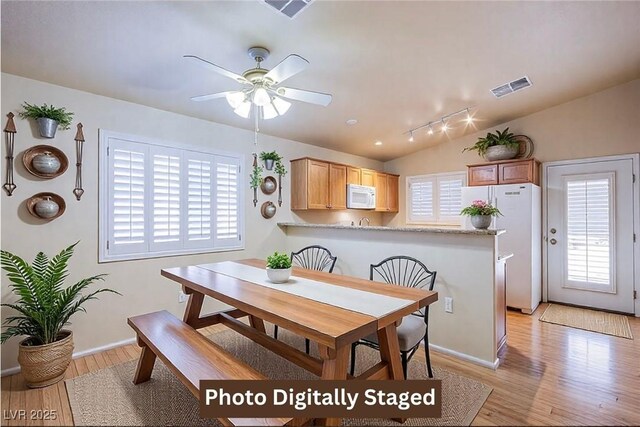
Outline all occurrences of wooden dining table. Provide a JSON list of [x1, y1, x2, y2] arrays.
[[161, 258, 438, 426]]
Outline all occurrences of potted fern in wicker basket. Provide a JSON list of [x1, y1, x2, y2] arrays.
[[1, 242, 119, 388]]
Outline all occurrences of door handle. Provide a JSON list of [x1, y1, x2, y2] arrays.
[[550, 238, 557, 245], [550, 228, 557, 234]]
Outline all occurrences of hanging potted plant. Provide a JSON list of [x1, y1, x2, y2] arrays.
[[250, 160, 263, 207], [463, 128, 519, 161], [460, 200, 502, 229], [19, 102, 74, 138], [1, 242, 119, 388], [274, 157, 287, 207], [259, 151, 281, 171]]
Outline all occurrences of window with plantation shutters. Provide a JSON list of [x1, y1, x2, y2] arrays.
[[215, 157, 240, 246], [99, 130, 243, 262], [565, 174, 614, 292], [406, 172, 466, 225]]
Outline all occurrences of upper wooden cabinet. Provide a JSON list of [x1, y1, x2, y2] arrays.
[[291, 158, 347, 210], [374, 172, 399, 212], [347, 167, 361, 185], [290, 158, 399, 212], [468, 158, 540, 186], [361, 169, 376, 187]]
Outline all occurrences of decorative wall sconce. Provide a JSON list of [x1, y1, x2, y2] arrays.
[[73, 123, 85, 201], [3, 112, 17, 196]]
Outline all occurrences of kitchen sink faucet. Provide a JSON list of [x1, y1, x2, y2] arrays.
[[358, 217, 370, 227]]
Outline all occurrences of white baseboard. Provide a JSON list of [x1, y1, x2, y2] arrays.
[[428, 343, 500, 370], [1, 337, 137, 377]]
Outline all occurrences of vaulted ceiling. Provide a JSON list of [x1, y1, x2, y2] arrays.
[[2, 1, 639, 161]]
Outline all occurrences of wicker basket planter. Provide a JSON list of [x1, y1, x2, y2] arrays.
[[17, 330, 73, 388]]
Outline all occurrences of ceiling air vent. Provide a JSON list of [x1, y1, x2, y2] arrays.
[[491, 76, 532, 98], [264, 0, 314, 19]]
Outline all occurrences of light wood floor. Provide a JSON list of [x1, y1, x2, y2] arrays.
[[1, 303, 639, 426]]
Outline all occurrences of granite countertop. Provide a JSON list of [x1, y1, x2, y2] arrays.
[[277, 222, 505, 236]]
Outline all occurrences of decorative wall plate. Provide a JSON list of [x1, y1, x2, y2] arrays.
[[26, 192, 66, 221], [22, 145, 69, 179], [260, 201, 277, 219], [514, 135, 534, 159], [260, 176, 277, 195]]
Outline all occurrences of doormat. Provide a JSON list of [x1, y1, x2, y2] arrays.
[[540, 304, 633, 339]]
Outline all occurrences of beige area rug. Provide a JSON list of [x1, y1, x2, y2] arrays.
[[540, 304, 634, 339], [66, 328, 492, 426]]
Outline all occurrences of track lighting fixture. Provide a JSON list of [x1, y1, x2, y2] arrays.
[[404, 107, 474, 141]]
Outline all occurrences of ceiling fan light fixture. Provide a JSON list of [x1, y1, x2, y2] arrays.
[[226, 91, 246, 109], [253, 87, 271, 107], [234, 100, 252, 118], [261, 102, 279, 120], [272, 96, 291, 115]]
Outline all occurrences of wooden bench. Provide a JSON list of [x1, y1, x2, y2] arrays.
[[128, 310, 293, 426]]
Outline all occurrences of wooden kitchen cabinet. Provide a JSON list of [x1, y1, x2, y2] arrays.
[[291, 158, 346, 210], [468, 158, 540, 186], [374, 172, 400, 212], [291, 158, 398, 212], [329, 163, 347, 209], [347, 166, 361, 185], [361, 169, 376, 187]]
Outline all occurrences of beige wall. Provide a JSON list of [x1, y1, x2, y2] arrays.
[[383, 79, 640, 226], [0, 73, 383, 372]]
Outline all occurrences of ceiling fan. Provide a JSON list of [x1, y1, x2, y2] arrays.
[[185, 47, 332, 120]]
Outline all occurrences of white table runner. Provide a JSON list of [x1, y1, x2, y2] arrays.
[[198, 262, 414, 318]]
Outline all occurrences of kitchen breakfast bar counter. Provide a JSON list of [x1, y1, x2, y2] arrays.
[[278, 222, 508, 369]]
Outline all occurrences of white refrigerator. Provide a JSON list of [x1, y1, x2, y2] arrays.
[[461, 183, 542, 314]]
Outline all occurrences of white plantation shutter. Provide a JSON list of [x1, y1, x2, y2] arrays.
[[215, 156, 241, 247], [565, 175, 614, 291], [408, 178, 435, 222], [185, 155, 213, 249], [438, 176, 464, 222], [99, 130, 243, 261], [108, 140, 148, 255], [407, 172, 466, 224], [150, 148, 182, 251]]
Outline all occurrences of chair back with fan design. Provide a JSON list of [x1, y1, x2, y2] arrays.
[[290, 245, 337, 273]]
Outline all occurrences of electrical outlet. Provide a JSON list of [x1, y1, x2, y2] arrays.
[[444, 297, 453, 313], [178, 291, 188, 303]]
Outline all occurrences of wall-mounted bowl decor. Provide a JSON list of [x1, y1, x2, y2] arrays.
[[26, 192, 66, 221], [260, 201, 277, 219], [260, 176, 277, 195], [22, 145, 68, 179]]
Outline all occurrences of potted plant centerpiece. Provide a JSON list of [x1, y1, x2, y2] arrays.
[[1, 242, 119, 388], [19, 102, 74, 138], [461, 200, 502, 229], [259, 151, 281, 171], [463, 128, 519, 161], [266, 251, 292, 283]]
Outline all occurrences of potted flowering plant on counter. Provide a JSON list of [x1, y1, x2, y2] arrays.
[[461, 200, 502, 229], [266, 251, 292, 283]]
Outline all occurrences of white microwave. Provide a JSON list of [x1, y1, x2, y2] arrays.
[[347, 184, 376, 209]]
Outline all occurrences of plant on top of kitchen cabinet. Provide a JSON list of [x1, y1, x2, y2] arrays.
[[463, 128, 519, 161], [19, 102, 74, 138]]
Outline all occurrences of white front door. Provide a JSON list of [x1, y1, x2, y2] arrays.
[[546, 156, 637, 314]]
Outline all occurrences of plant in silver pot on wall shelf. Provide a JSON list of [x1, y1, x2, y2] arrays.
[[463, 127, 519, 161], [461, 200, 502, 229], [19, 102, 74, 138], [265, 251, 292, 283], [0, 242, 120, 388]]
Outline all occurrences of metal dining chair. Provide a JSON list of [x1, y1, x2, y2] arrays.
[[350, 255, 437, 378], [273, 245, 338, 354]]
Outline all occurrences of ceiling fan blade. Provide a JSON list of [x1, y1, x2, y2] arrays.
[[184, 55, 248, 84], [264, 54, 309, 84], [190, 91, 238, 102], [276, 87, 332, 107]]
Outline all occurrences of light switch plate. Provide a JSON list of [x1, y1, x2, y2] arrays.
[[444, 297, 453, 313]]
